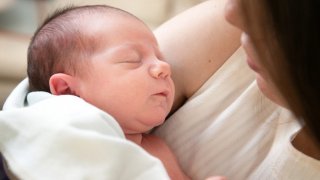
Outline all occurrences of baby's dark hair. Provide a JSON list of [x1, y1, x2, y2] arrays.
[[27, 5, 140, 92]]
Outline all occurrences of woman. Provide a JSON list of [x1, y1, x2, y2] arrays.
[[225, 0, 320, 159], [223, 0, 320, 178]]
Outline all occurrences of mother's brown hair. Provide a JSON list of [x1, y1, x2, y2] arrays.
[[241, 0, 320, 145]]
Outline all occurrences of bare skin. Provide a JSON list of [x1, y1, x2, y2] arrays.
[[125, 133, 189, 179], [141, 134, 190, 180]]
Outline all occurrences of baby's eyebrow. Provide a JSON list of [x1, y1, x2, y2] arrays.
[[104, 43, 135, 54], [106, 45, 140, 60]]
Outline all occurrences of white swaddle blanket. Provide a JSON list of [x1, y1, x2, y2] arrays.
[[0, 80, 169, 179]]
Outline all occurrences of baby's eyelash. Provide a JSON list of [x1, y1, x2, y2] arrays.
[[123, 59, 141, 63]]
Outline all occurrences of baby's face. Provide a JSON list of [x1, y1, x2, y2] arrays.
[[76, 15, 175, 134]]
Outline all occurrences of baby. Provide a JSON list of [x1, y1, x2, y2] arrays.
[[27, 5, 187, 180]]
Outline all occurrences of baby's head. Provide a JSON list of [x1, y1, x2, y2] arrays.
[[28, 5, 139, 92], [27, 5, 175, 134]]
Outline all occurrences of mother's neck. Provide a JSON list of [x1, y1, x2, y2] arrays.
[[292, 127, 320, 160]]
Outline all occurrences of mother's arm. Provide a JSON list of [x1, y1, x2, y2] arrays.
[[154, 0, 241, 113]]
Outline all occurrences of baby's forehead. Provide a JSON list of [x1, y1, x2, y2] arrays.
[[77, 11, 141, 36], [78, 8, 138, 24], [78, 13, 147, 41], [63, 7, 154, 57]]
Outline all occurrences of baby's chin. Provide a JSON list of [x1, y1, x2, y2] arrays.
[[143, 116, 166, 131], [123, 116, 166, 134], [143, 109, 169, 124]]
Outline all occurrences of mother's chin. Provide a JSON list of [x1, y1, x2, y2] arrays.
[[255, 74, 287, 108]]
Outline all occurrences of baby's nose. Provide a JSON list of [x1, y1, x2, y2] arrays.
[[149, 60, 171, 79]]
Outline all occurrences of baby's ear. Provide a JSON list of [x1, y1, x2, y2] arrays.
[[49, 73, 78, 95]]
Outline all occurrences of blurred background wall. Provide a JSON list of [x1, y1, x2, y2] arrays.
[[0, 0, 204, 109]]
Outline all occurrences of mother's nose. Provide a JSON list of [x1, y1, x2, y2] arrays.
[[149, 60, 172, 79], [224, 0, 245, 31]]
